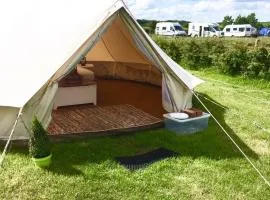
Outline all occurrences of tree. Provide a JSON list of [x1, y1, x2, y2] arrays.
[[220, 16, 234, 29], [234, 14, 249, 25], [234, 13, 263, 29], [246, 13, 258, 27], [29, 116, 51, 158]]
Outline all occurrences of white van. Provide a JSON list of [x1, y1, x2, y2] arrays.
[[223, 24, 256, 37], [155, 22, 187, 36], [188, 23, 223, 37]]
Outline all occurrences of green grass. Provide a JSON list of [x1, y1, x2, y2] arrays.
[[1, 71, 270, 199]]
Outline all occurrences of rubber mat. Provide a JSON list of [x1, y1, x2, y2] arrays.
[[115, 148, 178, 170]]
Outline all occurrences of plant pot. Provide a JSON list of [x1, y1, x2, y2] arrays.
[[32, 153, 52, 168]]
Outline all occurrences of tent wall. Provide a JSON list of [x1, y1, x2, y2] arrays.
[[0, 83, 58, 140], [86, 17, 150, 64], [89, 62, 161, 86], [96, 79, 165, 118], [85, 16, 162, 86], [0, 6, 119, 140], [0, 107, 21, 139]]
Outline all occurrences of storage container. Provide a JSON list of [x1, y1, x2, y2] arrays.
[[163, 112, 210, 135]]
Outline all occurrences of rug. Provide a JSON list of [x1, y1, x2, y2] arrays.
[[115, 148, 178, 170]]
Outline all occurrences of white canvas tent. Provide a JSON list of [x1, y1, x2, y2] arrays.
[[0, 0, 203, 140]]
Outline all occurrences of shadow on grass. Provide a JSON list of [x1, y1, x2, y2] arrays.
[[3, 93, 258, 175], [186, 92, 258, 159]]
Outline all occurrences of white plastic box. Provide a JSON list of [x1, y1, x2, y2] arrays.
[[163, 112, 210, 135]]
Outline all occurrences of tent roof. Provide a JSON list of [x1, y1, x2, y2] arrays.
[[86, 17, 150, 64], [0, 0, 123, 108], [0, 0, 203, 108]]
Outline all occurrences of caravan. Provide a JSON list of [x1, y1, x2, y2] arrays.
[[155, 22, 187, 36], [188, 23, 223, 37], [223, 24, 257, 37]]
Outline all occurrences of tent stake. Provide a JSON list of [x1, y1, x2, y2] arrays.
[[0, 107, 23, 167]]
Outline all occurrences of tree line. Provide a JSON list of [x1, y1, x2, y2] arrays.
[[220, 13, 266, 29]]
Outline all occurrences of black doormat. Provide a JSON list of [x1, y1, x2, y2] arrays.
[[115, 148, 178, 170]]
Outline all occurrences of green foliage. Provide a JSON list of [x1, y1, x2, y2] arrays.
[[220, 13, 263, 29], [182, 40, 212, 69], [215, 46, 270, 79], [153, 36, 214, 69], [153, 36, 183, 63], [217, 45, 249, 75], [245, 48, 270, 79], [142, 26, 152, 34], [261, 21, 270, 28], [137, 19, 157, 34], [166, 39, 183, 64], [220, 15, 234, 29], [29, 116, 51, 158], [216, 46, 270, 78], [234, 14, 249, 25], [222, 13, 263, 29], [152, 36, 270, 80]]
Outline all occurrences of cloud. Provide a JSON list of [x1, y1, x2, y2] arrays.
[[126, 0, 270, 22], [126, 0, 156, 9]]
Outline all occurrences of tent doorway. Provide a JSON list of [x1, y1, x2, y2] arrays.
[[48, 15, 166, 136]]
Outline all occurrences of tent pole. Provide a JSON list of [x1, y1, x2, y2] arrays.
[[0, 107, 23, 167]]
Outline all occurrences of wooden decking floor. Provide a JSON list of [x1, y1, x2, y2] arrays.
[[47, 104, 163, 136]]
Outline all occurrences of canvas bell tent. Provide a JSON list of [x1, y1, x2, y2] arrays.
[[0, 0, 203, 140]]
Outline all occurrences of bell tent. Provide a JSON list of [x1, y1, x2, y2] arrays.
[[0, 0, 203, 140]]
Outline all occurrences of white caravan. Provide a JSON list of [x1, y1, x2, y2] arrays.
[[223, 24, 256, 37], [155, 22, 187, 36], [188, 23, 224, 37]]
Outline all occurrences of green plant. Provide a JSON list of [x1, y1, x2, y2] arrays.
[[153, 36, 183, 63], [244, 48, 270, 79], [217, 45, 250, 75], [29, 116, 51, 158], [151, 36, 270, 80], [182, 40, 212, 69]]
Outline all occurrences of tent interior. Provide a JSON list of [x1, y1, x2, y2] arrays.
[[48, 16, 167, 135]]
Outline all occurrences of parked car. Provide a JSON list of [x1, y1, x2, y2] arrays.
[[188, 22, 223, 37], [155, 22, 187, 36], [223, 24, 256, 37]]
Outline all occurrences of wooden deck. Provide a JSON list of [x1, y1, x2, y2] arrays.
[[47, 104, 163, 138]]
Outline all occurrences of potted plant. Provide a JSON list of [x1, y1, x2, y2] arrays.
[[29, 116, 52, 168]]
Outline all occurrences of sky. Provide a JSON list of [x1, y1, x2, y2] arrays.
[[125, 0, 270, 22]]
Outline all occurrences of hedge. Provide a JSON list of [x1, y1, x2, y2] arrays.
[[152, 36, 270, 80]]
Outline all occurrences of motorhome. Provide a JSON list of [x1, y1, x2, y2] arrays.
[[223, 24, 256, 37], [155, 22, 187, 36], [188, 23, 223, 37]]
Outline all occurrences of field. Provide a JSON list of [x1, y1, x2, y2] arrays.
[[1, 68, 270, 199]]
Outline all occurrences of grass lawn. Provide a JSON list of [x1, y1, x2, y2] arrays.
[[1, 70, 270, 199]]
